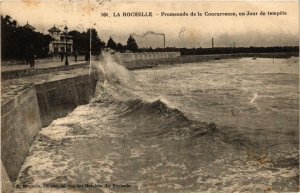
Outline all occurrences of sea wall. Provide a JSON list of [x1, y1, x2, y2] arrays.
[[35, 72, 98, 127], [112, 52, 180, 69], [1, 72, 99, 182], [1, 87, 42, 182], [117, 52, 299, 70], [113, 52, 180, 63], [1, 161, 14, 193]]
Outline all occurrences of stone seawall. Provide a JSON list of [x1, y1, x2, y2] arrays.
[[36, 73, 98, 127], [113, 52, 180, 62], [115, 52, 299, 70], [1, 72, 99, 182], [1, 88, 42, 182]]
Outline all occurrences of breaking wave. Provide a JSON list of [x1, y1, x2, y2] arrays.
[[92, 53, 189, 120], [121, 99, 189, 121], [90, 53, 221, 139]]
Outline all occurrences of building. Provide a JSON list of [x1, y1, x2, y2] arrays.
[[23, 22, 36, 31], [48, 25, 73, 55]]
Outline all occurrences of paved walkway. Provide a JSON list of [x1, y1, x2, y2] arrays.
[[1, 66, 92, 104], [1, 56, 94, 103], [1, 56, 87, 72]]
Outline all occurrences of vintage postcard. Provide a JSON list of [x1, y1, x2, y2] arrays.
[[1, 0, 299, 193]]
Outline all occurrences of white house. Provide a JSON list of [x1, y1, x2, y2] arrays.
[[48, 25, 73, 54]]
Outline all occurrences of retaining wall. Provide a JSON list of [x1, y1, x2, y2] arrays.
[[36, 73, 98, 127], [1, 72, 99, 182], [113, 52, 180, 62], [1, 88, 42, 182]]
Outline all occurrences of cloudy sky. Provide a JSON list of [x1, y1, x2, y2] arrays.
[[1, 0, 299, 48]]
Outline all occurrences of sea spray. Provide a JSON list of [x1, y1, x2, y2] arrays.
[[91, 53, 180, 111], [89, 52, 141, 103], [92, 52, 133, 85]]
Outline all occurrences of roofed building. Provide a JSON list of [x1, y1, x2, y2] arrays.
[[23, 22, 36, 31], [48, 25, 73, 55]]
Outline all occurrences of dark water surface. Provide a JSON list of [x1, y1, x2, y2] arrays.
[[16, 56, 299, 193]]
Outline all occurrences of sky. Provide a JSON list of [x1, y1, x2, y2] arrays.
[[1, 0, 299, 48]]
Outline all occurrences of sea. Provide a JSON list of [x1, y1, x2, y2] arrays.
[[16, 55, 299, 193]]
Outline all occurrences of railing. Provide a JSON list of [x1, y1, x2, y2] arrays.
[[51, 40, 73, 44]]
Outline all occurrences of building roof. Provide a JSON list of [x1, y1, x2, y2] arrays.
[[48, 25, 61, 33], [23, 22, 35, 30]]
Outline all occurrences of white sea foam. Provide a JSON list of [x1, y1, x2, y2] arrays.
[[16, 58, 299, 193], [250, 93, 258, 104]]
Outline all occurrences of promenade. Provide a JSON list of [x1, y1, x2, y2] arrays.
[[1, 55, 92, 108], [1, 56, 90, 80], [1, 55, 86, 72], [1, 56, 98, 193]]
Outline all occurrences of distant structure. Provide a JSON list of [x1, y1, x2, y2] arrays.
[[163, 34, 165, 48], [48, 25, 73, 55], [212, 38, 214, 48], [23, 22, 35, 31]]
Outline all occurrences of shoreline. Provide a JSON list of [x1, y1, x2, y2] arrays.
[[124, 52, 299, 70], [1, 51, 298, 80]]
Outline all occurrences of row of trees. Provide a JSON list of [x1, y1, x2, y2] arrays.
[[1, 15, 52, 59], [1, 14, 140, 60], [66, 32, 139, 55], [107, 35, 138, 52]]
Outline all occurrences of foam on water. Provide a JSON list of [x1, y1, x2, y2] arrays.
[[16, 56, 299, 193], [93, 52, 132, 85]]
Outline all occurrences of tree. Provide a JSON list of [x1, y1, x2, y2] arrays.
[[107, 37, 117, 50], [1, 15, 51, 60], [68, 30, 88, 54], [116, 43, 126, 52], [68, 28, 105, 55], [127, 35, 138, 52], [88, 28, 105, 55]]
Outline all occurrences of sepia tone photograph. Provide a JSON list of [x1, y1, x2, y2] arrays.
[[1, 0, 299, 192]]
